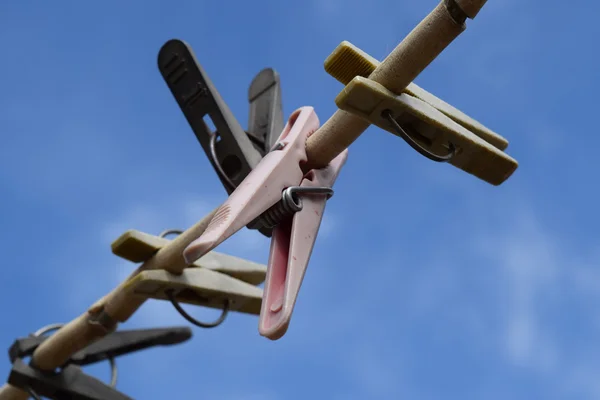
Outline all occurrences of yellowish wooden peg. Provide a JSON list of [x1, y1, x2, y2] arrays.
[[324, 40, 508, 151], [111, 230, 267, 285], [336, 77, 518, 185], [122, 268, 263, 315]]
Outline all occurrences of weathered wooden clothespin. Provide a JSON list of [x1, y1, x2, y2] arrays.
[[326, 41, 516, 185], [112, 230, 266, 327]]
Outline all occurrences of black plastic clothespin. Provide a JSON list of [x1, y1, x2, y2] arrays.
[[9, 360, 131, 400], [247, 68, 284, 156], [7, 326, 192, 400], [158, 39, 284, 237]]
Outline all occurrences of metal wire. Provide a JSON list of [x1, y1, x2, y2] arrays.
[[32, 324, 63, 337], [257, 186, 334, 229], [158, 229, 230, 328], [382, 109, 456, 163], [159, 229, 184, 238], [108, 357, 117, 388], [165, 289, 230, 329], [208, 131, 237, 191], [209, 132, 287, 193]]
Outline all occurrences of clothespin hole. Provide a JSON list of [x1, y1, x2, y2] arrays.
[[165, 289, 230, 329], [382, 109, 456, 163], [202, 115, 217, 135]]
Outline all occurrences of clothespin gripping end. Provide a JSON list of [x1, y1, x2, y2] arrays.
[[258, 149, 348, 340]]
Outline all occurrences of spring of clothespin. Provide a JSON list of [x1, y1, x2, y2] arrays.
[[182, 106, 348, 340], [252, 186, 334, 230]]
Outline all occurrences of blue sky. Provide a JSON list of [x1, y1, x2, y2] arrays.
[[1, 0, 600, 398]]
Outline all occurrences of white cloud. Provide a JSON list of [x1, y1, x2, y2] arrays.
[[462, 197, 600, 397], [474, 208, 560, 366]]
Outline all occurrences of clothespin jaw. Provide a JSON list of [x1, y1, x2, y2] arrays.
[[247, 68, 285, 153], [183, 106, 320, 264], [325, 40, 518, 185], [259, 149, 348, 340]]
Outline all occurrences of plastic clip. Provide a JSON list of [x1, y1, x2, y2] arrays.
[[182, 106, 348, 339], [158, 39, 284, 237], [259, 150, 346, 340], [8, 359, 132, 400]]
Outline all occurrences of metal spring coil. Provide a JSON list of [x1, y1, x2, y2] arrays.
[[257, 186, 334, 229]]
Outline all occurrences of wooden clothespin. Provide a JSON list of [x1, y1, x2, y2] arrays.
[[112, 230, 266, 327], [326, 41, 516, 185]]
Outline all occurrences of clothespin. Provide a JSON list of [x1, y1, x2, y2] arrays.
[[9, 360, 131, 400], [7, 326, 192, 400], [121, 267, 264, 318], [111, 229, 265, 328], [325, 41, 517, 186], [112, 229, 267, 285], [8, 326, 192, 365], [158, 39, 284, 237], [324, 41, 509, 151], [182, 106, 348, 340]]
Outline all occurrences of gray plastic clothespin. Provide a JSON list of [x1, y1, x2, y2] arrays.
[[7, 326, 192, 400], [158, 39, 284, 237]]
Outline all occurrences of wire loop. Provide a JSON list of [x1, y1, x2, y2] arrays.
[[165, 289, 230, 329], [382, 109, 456, 163]]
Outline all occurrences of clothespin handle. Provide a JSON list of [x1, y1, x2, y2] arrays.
[[158, 39, 263, 193]]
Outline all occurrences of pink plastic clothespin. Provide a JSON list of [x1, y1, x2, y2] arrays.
[[259, 150, 346, 340], [183, 106, 348, 340]]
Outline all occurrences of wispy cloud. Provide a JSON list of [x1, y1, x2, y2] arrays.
[[4, 0, 600, 399], [475, 208, 561, 371], [49, 167, 600, 399]]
